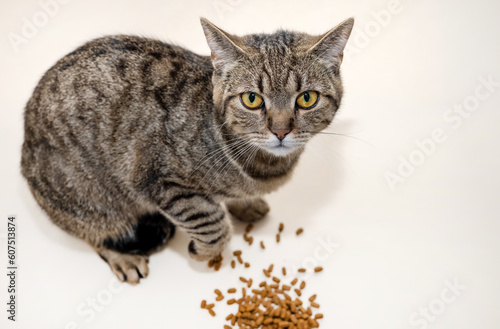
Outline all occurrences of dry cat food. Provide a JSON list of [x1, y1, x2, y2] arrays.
[[208, 263, 323, 328], [202, 223, 325, 328]]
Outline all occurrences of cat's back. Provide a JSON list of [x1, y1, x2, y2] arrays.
[[22, 35, 214, 192]]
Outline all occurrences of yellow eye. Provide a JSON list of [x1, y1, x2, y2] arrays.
[[240, 92, 264, 110], [296, 91, 319, 109]]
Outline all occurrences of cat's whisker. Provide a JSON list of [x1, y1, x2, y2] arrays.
[[188, 137, 248, 178], [308, 138, 353, 171], [304, 130, 375, 147], [203, 143, 253, 192]]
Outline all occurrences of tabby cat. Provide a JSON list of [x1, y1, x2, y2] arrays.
[[21, 18, 354, 284]]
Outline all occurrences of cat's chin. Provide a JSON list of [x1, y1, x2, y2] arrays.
[[261, 144, 299, 157]]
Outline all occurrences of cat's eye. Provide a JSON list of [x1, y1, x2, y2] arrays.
[[296, 91, 319, 110], [240, 92, 264, 110]]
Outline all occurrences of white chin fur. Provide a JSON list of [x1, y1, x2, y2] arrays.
[[260, 136, 299, 157]]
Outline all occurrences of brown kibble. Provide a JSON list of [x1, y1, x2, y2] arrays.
[[231, 260, 235, 269], [237, 255, 243, 264], [296, 228, 304, 236], [291, 278, 298, 286], [272, 277, 281, 283], [227, 299, 236, 305], [208, 309, 216, 317], [260, 241, 265, 249], [268, 264, 274, 273], [309, 294, 317, 302], [228, 288, 236, 294], [282, 267, 287, 276], [300, 281, 306, 290], [244, 262, 250, 268], [239, 277, 248, 283], [298, 268, 306, 273], [263, 269, 271, 278], [245, 224, 254, 233], [247, 279, 253, 288], [314, 266, 323, 273], [282, 285, 291, 291], [276, 234, 281, 243], [233, 250, 242, 256], [315, 313, 324, 319], [224, 325, 232, 329], [279, 222, 284, 233], [216, 295, 224, 302], [201, 300, 206, 309], [311, 302, 320, 308], [215, 289, 222, 296], [295, 288, 302, 296]]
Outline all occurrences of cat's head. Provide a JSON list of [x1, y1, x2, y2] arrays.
[[201, 18, 354, 157]]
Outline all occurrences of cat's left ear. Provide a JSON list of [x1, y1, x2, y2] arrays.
[[200, 18, 245, 70], [308, 17, 355, 67]]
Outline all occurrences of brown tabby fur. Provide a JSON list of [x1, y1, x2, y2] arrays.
[[21, 18, 354, 283]]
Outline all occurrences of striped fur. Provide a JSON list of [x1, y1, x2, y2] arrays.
[[21, 18, 354, 283]]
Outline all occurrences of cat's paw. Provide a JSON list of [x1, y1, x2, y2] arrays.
[[98, 249, 149, 285], [226, 198, 270, 223], [188, 238, 228, 262]]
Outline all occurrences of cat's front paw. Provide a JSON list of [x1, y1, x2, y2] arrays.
[[188, 238, 228, 262], [226, 198, 270, 223]]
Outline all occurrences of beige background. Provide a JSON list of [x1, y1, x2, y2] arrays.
[[1, 0, 500, 328]]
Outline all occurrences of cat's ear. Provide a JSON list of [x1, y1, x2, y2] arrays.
[[307, 17, 355, 67], [200, 18, 245, 70]]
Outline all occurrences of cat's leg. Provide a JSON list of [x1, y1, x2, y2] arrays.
[[96, 212, 176, 284], [161, 192, 231, 261], [226, 197, 270, 223]]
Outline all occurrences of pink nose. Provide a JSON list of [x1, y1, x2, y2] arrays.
[[272, 129, 291, 141]]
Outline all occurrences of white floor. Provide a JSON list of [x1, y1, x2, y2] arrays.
[[1, 0, 500, 328]]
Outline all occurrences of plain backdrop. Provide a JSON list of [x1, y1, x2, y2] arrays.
[[1, 0, 500, 328]]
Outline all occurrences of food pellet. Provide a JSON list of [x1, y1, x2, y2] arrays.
[[231, 260, 235, 269], [291, 278, 298, 286], [295, 288, 302, 296], [245, 224, 254, 233], [239, 277, 248, 283], [276, 234, 280, 243], [315, 313, 324, 319], [215, 295, 224, 302], [244, 262, 250, 268], [208, 309, 215, 317], [279, 223, 284, 232], [227, 288, 236, 294], [282, 267, 287, 276], [314, 266, 323, 273], [224, 325, 232, 329], [296, 228, 304, 235], [300, 281, 306, 290], [233, 250, 242, 256], [201, 300, 206, 308], [298, 268, 306, 273], [311, 302, 320, 308], [309, 294, 317, 302], [260, 241, 265, 249]]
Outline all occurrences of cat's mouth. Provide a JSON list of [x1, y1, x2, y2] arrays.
[[261, 140, 298, 157]]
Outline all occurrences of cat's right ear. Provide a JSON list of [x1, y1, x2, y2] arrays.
[[200, 18, 245, 70]]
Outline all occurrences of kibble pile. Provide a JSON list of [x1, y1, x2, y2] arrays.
[[201, 223, 326, 328]]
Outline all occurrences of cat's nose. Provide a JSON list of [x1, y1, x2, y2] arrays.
[[272, 129, 291, 141]]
